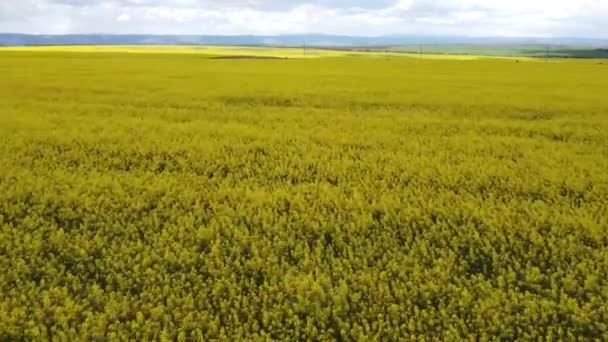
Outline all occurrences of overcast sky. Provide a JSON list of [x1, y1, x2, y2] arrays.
[[0, 0, 606, 37]]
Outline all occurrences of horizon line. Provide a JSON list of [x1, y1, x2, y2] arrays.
[[1, 33, 608, 40]]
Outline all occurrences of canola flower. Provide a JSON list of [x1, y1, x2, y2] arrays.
[[0, 50, 607, 340]]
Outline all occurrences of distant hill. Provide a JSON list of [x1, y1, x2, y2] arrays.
[[1, 33, 607, 48]]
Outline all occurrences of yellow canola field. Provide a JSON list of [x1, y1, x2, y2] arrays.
[[0, 44, 542, 60], [0, 49, 607, 340]]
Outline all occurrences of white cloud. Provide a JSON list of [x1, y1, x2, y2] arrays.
[[116, 14, 131, 22], [0, 0, 607, 37]]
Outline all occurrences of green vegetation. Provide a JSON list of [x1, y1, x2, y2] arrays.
[[362, 44, 608, 59], [1, 50, 607, 340]]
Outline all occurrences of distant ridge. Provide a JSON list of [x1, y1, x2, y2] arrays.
[[1, 34, 607, 47]]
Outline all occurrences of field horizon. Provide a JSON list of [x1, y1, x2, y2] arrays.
[[3, 43, 608, 60]]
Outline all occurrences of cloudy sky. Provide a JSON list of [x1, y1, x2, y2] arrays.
[[0, 0, 606, 37]]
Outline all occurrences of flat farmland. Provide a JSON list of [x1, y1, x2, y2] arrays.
[[1, 49, 607, 340]]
